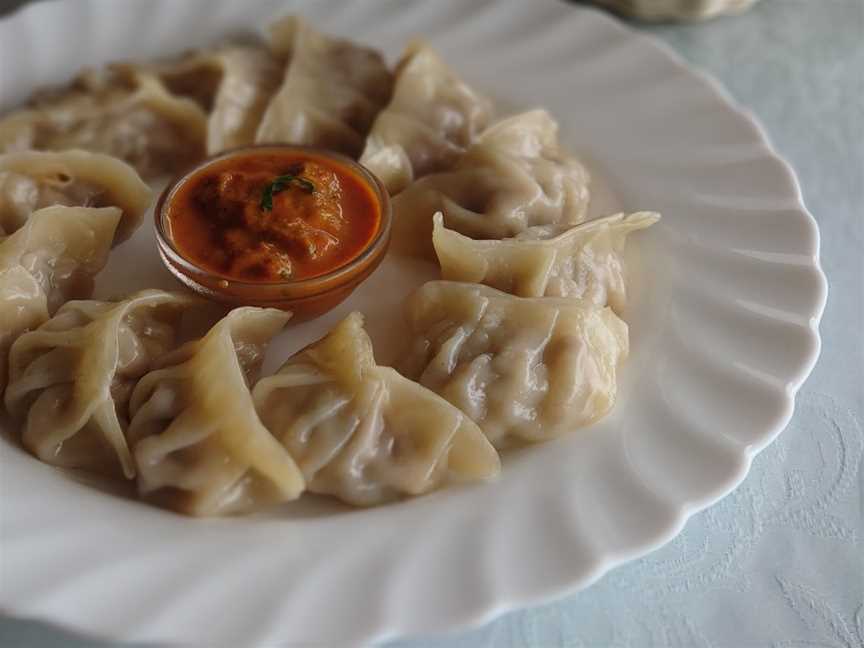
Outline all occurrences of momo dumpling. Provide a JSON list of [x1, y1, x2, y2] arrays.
[[253, 312, 500, 506], [255, 16, 392, 156], [0, 205, 120, 389], [0, 149, 152, 240], [433, 211, 660, 312], [127, 307, 304, 516], [0, 266, 49, 393], [0, 66, 207, 179], [0, 205, 119, 312], [392, 110, 590, 257], [359, 41, 493, 194], [144, 44, 283, 154], [4, 290, 201, 478], [402, 281, 628, 447]]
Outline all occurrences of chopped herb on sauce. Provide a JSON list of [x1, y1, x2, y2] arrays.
[[260, 173, 316, 211]]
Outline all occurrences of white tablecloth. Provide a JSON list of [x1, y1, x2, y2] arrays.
[[0, 0, 861, 646]]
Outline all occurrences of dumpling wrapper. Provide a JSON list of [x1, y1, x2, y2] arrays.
[[433, 211, 660, 312], [0, 205, 120, 390], [128, 307, 304, 516], [401, 281, 628, 447], [359, 41, 494, 194], [0, 149, 152, 241], [143, 44, 283, 154], [253, 312, 500, 506], [255, 15, 392, 156], [0, 66, 207, 179], [5, 290, 202, 478], [392, 110, 590, 258]]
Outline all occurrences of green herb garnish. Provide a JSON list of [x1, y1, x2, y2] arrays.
[[260, 174, 315, 211]]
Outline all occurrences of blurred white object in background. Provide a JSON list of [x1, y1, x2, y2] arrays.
[[591, 0, 760, 21]]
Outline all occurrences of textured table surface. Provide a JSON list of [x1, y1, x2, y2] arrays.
[[0, 0, 861, 646]]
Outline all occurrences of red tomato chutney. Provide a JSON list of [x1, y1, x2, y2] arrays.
[[165, 150, 382, 282]]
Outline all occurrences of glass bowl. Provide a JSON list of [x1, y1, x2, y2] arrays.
[[154, 145, 391, 320]]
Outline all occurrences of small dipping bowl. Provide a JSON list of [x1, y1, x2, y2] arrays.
[[155, 145, 391, 320]]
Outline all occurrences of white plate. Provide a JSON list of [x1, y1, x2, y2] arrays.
[[0, 0, 827, 645]]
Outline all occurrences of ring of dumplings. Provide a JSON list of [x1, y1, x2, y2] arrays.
[[0, 14, 659, 516]]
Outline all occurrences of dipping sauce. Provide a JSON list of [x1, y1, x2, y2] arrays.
[[165, 149, 382, 282]]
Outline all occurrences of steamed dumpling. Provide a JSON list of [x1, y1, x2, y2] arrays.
[[401, 281, 628, 447], [255, 16, 392, 156], [127, 307, 304, 516], [0, 66, 207, 179], [0, 149, 152, 241], [144, 44, 283, 154], [359, 41, 493, 194], [392, 110, 591, 257], [253, 312, 500, 506], [433, 211, 660, 312], [4, 290, 201, 478], [0, 205, 120, 389]]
